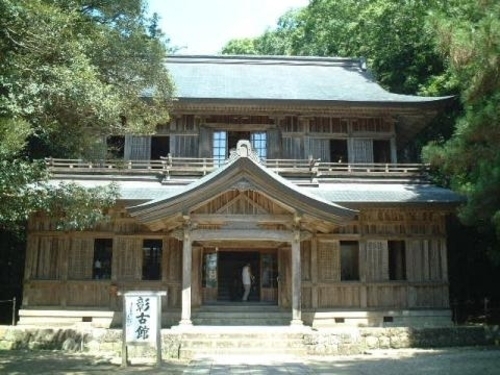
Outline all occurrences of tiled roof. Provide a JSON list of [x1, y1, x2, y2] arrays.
[[303, 183, 463, 204], [163, 55, 451, 105], [48, 179, 462, 205]]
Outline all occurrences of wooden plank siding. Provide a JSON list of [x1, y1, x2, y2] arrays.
[[23, 204, 450, 315]]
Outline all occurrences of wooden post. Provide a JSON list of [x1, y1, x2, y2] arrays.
[[121, 294, 128, 368], [290, 229, 303, 326], [11, 297, 16, 326], [179, 223, 193, 326]]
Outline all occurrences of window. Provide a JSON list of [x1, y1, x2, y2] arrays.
[[213, 131, 227, 167], [389, 240, 406, 280], [341, 241, 359, 281], [142, 239, 162, 280], [213, 130, 264, 164], [93, 239, 112, 280], [251, 132, 267, 160]]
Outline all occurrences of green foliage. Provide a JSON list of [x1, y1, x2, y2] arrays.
[[0, 159, 47, 228], [0, 0, 173, 230], [423, 0, 500, 259], [222, 0, 450, 95], [39, 182, 120, 231], [221, 38, 258, 55]]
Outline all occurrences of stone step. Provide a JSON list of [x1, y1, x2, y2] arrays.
[[177, 327, 308, 359], [192, 303, 290, 326]]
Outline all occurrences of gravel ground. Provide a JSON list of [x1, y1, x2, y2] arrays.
[[0, 347, 499, 374]]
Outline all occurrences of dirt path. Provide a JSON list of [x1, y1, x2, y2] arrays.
[[1, 347, 499, 374]]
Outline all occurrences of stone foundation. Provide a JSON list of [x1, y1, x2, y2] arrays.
[[0, 325, 498, 358]]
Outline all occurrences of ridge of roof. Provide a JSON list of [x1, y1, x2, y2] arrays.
[[167, 54, 363, 68]]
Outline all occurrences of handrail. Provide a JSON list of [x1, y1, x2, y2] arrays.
[[45, 157, 429, 179]]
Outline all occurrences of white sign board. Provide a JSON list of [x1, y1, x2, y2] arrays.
[[125, 295, 158, 343], [119, 291, 166, 368]]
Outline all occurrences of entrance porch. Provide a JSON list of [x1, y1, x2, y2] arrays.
[[201, 249, 278, 304]]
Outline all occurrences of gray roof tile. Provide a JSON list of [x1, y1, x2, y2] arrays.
[[164, 55, 451, 104], [48, 178, 462, 205]]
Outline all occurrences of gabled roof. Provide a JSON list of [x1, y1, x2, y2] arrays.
[[128, 141, 358, 228], [163, 55, 452, 106]]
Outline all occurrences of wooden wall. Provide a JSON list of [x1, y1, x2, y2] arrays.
[[23, 205, 449, 313]]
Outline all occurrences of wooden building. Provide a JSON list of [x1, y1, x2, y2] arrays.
[[19, 56, 461, 328]]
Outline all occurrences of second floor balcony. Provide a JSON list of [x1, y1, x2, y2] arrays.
[[45, 156, 431, 184]]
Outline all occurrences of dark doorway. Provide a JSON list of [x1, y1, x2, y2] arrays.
[[373, 139, 391, 163], [151, 136, 170, 160], [330, 139, 348, 163], [218, 251, 260, 302]]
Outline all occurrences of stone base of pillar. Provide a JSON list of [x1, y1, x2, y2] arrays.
[[177, 319, 193, 327], [290, 319, 304, 326]]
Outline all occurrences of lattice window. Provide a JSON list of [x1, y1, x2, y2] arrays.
[[251, 132, 267, 160], [365, 240, 389, 281], [352, 118, 390, 133], [309, 117, 348, 134], [213, 131, 227, 167], [281, 116, 303, 133], [68, 238, 94, 280], [31, 237, 62, 279], [301, 241, 311, 281], [318, 240, 340, 281], [116, 237, 140, 280]]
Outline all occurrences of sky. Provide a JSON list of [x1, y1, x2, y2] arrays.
[[147, 0, 310, 54]]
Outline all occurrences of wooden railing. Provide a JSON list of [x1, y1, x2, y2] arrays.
[[45, 157, 429, 180]]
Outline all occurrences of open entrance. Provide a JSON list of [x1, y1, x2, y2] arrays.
[[202, 249, 278, 304], [219, 251, 259, 301]]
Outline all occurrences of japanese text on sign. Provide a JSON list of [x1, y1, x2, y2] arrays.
[[125, 295, 158, 343]]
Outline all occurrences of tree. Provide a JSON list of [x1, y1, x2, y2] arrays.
[[0, 0, 174, 231], [221, 8, 307, 56], [423, 0, 500, 261]]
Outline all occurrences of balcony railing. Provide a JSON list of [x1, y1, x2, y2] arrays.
[[44, 157, 430, 181]]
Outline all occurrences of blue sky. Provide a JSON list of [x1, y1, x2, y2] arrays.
[[147, 0, 310, 54]]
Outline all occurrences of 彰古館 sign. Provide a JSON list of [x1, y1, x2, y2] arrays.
[[120, 291, 166, 367]]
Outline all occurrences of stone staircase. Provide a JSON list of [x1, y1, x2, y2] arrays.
[[191, 303, 291, 326], [176, 326, 309, 358]]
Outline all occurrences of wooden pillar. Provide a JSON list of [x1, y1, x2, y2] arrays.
[[290, 229, 303, 326], [179, 225, 193, 326], [310, 237, 318, 309]]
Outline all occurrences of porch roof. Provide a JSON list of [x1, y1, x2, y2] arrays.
[[47, 179, 462, 205], [127, 142, 358, 228]]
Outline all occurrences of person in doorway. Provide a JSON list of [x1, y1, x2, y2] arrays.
[[94, 259, 102, 279], [241, 263, 253, 301]]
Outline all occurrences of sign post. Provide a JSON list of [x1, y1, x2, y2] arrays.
[[119, 291, 166, 368]]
